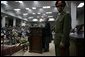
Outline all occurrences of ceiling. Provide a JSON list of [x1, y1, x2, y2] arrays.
[[66, 1, 84, 16], [1, 1, 84, 22], [1, 1, 58, 21]]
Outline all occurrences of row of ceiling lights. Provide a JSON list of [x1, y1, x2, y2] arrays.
[[23, 18, 55, 22], [1, 1, 84, 17], [1, 1, 55, 22], [22, 12, 52, 16], [1, 1, 53, 15], [14, 6, 52, 15], [32, 18, 55, 22], [14, 6, 51, 10], [28, 15, 53, 19], [1, 1, 54, 21], [22, 18, 54, 26], [1, 1, 84, 22], [1, 1, 84, 8]]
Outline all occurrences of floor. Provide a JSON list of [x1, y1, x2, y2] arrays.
[[11, 41, 56, 56], [11, 40, 77, 56]]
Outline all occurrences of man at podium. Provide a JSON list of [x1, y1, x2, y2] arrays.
[[43, 18, 52, 52]]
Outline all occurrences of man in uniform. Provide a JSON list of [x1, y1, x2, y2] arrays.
[[53, 1, 71, 56]]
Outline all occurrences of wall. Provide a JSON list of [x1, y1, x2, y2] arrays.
[[71, 2, 77, 29], [77, 12, 84, 25]]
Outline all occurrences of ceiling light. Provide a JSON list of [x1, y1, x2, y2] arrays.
[[15, 1, 23, 4], [29, 17, 33, 19], [19, 1, 23, 4], [43, 6, 51, 8], [23, 13, 28, 16], [34, 1, 38, 3], [34, 1, 38, 4], [26, 8, 30, 10], [43, 6, 47, 8], [1, 1, 8, 5], [47, 6, 51, 8], [39, 19, 44, 22], [37, 13, 41, 14], [48, 18, 55, 21], [46, 12, 52, 14], [78, 2, 84, 8], [14, 9, 20, 11], [26, 8, 32, 13], [32, 7, 36, 9], [33, 19, 38, 21]]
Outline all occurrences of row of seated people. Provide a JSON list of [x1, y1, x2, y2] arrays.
[[1, 26, 30, 44], [1, 26, 30, 56]]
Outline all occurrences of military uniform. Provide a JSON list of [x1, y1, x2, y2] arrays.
[[53, 11, 71, 56]]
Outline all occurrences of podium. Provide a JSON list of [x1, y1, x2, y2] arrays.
[[29, 27, 43, 53]]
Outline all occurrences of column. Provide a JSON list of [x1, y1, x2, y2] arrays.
[[21, 20, 23, 26], [71, 2, 77, 29], [1, 16, 6, 27], [13, 18, 16, 26]]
